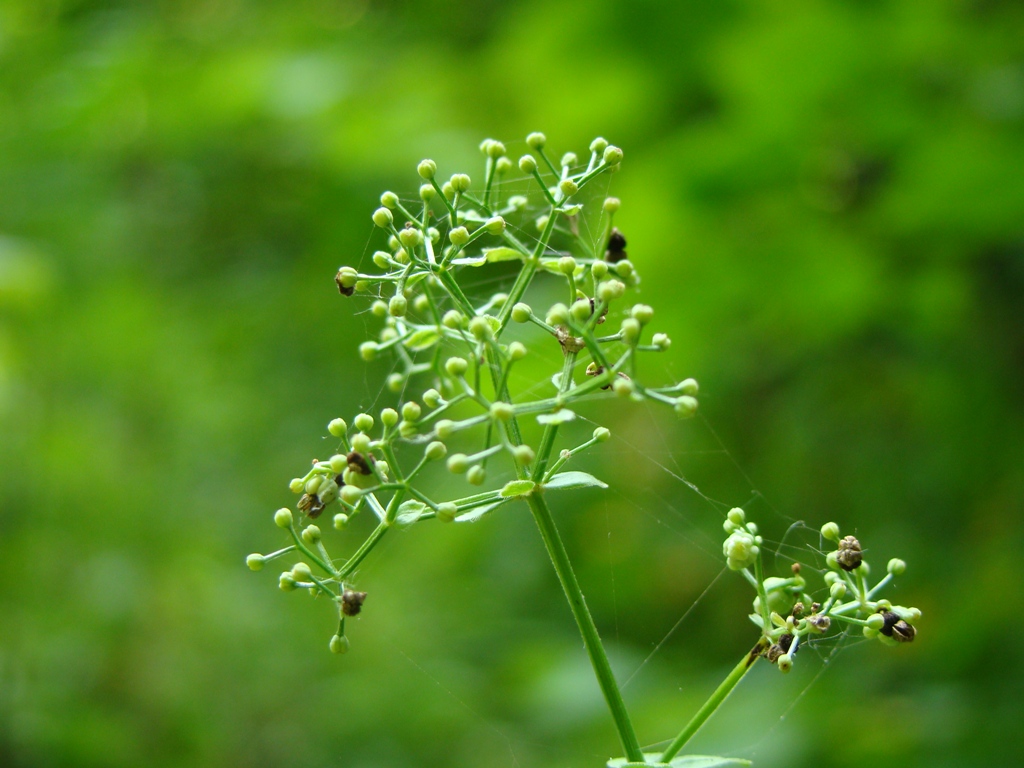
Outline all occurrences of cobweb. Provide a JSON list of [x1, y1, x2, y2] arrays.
[[334, 149, 868, 766]]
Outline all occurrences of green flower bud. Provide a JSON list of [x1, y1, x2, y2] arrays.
[[590, 137, 609, 154], [490, 401, 514, 421], [246, 553, 265, 571], [398, 420, 417, 438], [513, 444, 535, 464], [727, 508, 746, 526], [354, 413, 374, 432], [328, 453, 347, 473], [333, 513, 349, 530], [425, 441, 447, 461], [469, 315, 493, 340], [591, 261, 609, 279], [597, 279, 626, 303], [518, 154, 538, 174], [418, 159, 437, 180], [652, 332, 671, 350], [511, 302, 533, 323], [614, 259, 634, 279], [603, 197, 621, 214], [398, 227, 423, 249], [826, 551, 841, 570], [631, 304, 653, 324], [450, 173, 471, 193], [371, 299, 388, 318], [386, 372, 404, 392], [442, 309, 464, 328], [612, 377, 634, 398], [495, 156, 513, 175], [441, 181, 455, 200], [526, 131, 546, 149], [435, 419, 455, 440], [359, 341, 377, 361], [291, 562, 312, 581], [674, 395, 698, 419], [570, 299, 592, 323], [866, 613, 886, 631], [559, 178, 579, 197], [724, 530, 759, 570], [279, 572, 297, 591], [535, 214, 549, 231], [413, 294, 430, 314], [340, 484, 362, 505], [380, 408, 399, 428], [445, 356, 469, 377], [553, 256, 576, 275], [447, 453, 469, 474], [372, 207, 393, 228], [328, 418, 347, 437], [467, 465, 486, 485], [486, 139, 506, 159], [508, 195, 527, 210], [275, 508, 294, 529], [484, 216, 505, 235], [436, 502, 458, 523], [508, 341, 527, 361], [420, 183, 435, 201], [388, 295, 408, 317], [375, 460, 389, 479], [330, 634, 350, 654], [393, 247, 409, 264], [380, 191, 398, 209], [350, 434, 372, 456], [777, 654, 793, 673], [354, 280, 369, 293], [560, 152, 578, 168], [449, 226, 470, 246], [593, 426, 611, 442], [373, 251, 390, 269], [289, 477, 305, 494], [603, 145, 623, 165], [301, 524, 322, 544], [423, 389, 442, 408], [680, 378, 698, 396], [829, 581, 847, 600], [888, 558, 907, 576], [620, 317, 641, 344], [546, 303, 570, 326], [401, 401, 421, 422]]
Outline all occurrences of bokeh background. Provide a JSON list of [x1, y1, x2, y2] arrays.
[[2, 1, 1022, 766]]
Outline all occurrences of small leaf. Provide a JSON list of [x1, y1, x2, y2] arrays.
[[483, 246, 526, 262], [394, 501, 427, 528], [545, 471, 608, 490], [453, 500, 509, 523], [606, 755, 751, 768], [403, 328, 441, 352], [560, 203, 583, 216], [539, 259, 564, 275], [500, 480, 536, 498], [536, 408, 576, 425], [450, 255, 487, 267]]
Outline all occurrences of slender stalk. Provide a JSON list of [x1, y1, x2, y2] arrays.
[[660, 639, 768, 762], [525, 492, 644, 763]]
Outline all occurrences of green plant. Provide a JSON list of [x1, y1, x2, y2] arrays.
[[247, 134, 919, 767]]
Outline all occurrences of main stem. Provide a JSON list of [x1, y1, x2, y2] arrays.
[[525, 492, 645, 763], [659, 639, 768, 762]]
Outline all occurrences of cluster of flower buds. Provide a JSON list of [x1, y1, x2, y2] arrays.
[[723, 510, 920, 672], [250, 134, 702, 651]]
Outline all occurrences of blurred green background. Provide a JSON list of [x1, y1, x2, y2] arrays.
[[1, 0, 1022, 766]]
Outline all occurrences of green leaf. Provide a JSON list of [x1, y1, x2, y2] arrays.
[[499, 479, 536, 498], [483, 246, 526, 262], [536, 408, 575, 425], [394, 501, 427, 528], [403, 328, 441, 352], [544, 471, 608, 490], [606, 755, 751, 768], [539, 259, 565, 275], [453, 500, 509, 523], [450, 255, 487, 267]]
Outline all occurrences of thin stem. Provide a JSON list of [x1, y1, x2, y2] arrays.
[[524, 492, 644, 763], [660, 639, 768, 762], [338, 521, 389, 580]]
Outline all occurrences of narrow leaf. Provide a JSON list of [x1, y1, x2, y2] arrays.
[[453, 500, 509, 523], [483, 246, 526, 262], [606, 755, 751, 768], [545, 471, 608, 490], [500, 480, 536, 498], [536, 408, 576, 425], [394, 501, 427, 528], [403, 328, 441, 352]]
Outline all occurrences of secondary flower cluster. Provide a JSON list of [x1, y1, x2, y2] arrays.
[[723, 509, 920, 672], [248, 134, 702, 652]]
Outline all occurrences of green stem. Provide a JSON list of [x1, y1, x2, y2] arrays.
[[660, 639, 768, 762], [524, 492, 644, 763], [338, 521, 389, 580]]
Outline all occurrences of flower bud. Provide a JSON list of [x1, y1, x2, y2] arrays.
[[354, 413, 374, 432], [597, 279, 626, 303], [724, 530, 758, 570], [560, 152, 578, 168], [449, 226, 470, 246], [371, 299, 388, 317], [246, 553, 265, 571], [441, 309, 464, 329], [836, 535, 863, 571], [450, 173, 470, 193], [546, 303, 570, 326], [467, 465, 486, 485], [591, 261, 609, 279], [279, 572, 297, 591], [393, 247, 409, 264], [652, 332, 671, 350], [526, 131, 546, 149], [727, 508, 746, 526], [414, 294, 430, 314], [301, 524, 322, 544], [401, 401, 421, 422], [603, 197, 621, 214], [613, 377, 634, 398], [349, 433, 372, 455], [484, 216, 505, 235], [359, 341, 377, 361], [603, 145, 623, 165], [445, 357, 468, 377], [513, 444, 535, 464], [330, 634, 350, 654], [777, 654, 793, 673], [559, 178, 579, 197], [511, 303, 533, 323], [615, 259, 634, 279], [388, 295, 408, 317], [435, 419, 455, 440], [508, 341, 527, 361], [419, 183, 435, 201], [887, 558, 907, 576], [380, 191, 398, 209], [304, 475, 323, 495], [380, 408, 399, 428], [328, 418, 347, 437], [631, 304, 653, 324], [398, 227, 423, 249], [557, 256, 577, 275], [447, 453, 469, 474], [340, 484, 362, 505], [418, 159, 437, 179], [436, 502, 458, 523], [399, 420, 417, 438], [372, 207, 393, 228], [620, 317, 641, 344], [291, 562, 312, 581], [386, 372, 404, 392], [593, 426, 611, 442], [289, 478, 305, 494], [518, 155, 538, 174], [469, 315, 493, 340], [821, 523, 842, 542], [333, 513, 349, 530], [680, 378, 698, 396], [441, 181, 455, 200], [570, 299, 592, 323], [674, 396, 698, 419], [490, 401, 514, 421], [423, 389, 442, 408], [274, 508, 293, 529], [590, 137, 609, 154], [425, 441, 447, 461]]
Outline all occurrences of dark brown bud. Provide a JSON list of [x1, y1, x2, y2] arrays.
[[347, 451, 373, 475], [335, 270, 355, 297], [341, 589, 367, 617], [808, 614, 831, 632], [791, 602, 805, 618], [297, 493, 326, 519], [766, 644, 784, 663], [778, 633, 794, 654], [605, 228, 627, 263], [836, 535, 863, 571], [879, 611, 916, 642], [556, 327, 586, 355], [791, 562, 801, 575]]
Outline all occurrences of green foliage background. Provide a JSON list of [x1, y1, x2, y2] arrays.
[[1, 1, 1022, 766]]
